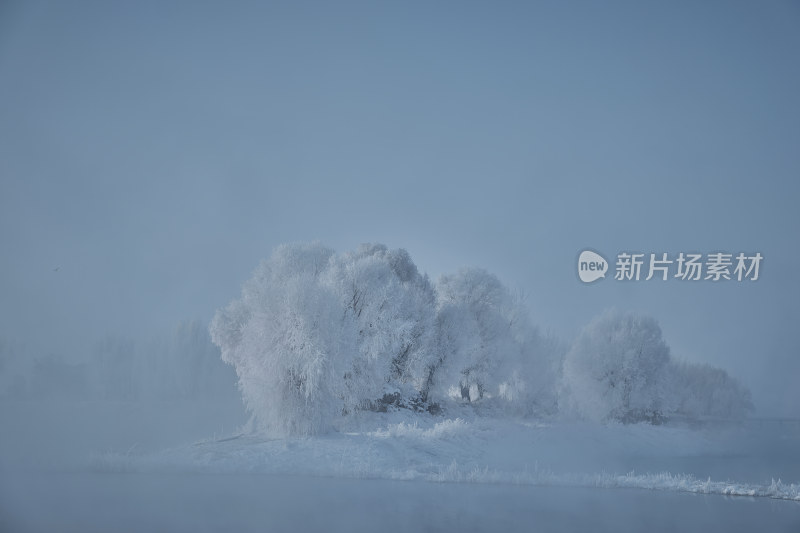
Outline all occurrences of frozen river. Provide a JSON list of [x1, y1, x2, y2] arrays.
[[2, 401, 799, 532], [2, 471, 799, 533]]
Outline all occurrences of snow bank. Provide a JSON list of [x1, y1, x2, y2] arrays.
[[91, 415, 800, 503], [430, 463, 800, 501]]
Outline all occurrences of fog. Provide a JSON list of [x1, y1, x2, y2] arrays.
[[1, 0, 799, 416], [1, 1, 799, 531]]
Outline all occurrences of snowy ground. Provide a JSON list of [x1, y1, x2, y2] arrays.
[[1, 401, 799, 531], [95, 407, 800, 501]]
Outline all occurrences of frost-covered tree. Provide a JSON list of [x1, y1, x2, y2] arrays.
[[432, 268, 560, 414], [434, 268, 518, 402], [665, 361, 753, 419], [561, 310, 670, 423], [324, 244, 438, 408], [210, 242, 440, 436], [561, 310, 754, 424], [211, 242, 753, 433], [211, 243, 350, 436]]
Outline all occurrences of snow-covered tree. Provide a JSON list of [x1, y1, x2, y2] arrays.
[[210, 242, 441, 435], [324, 244, 438, 409], [210, 242, 350, 436], [432, 268, 560, 414], [561, 310, 670, 423], [665, 361, 753, 419], [434, 268, 517, 402], [211, 242, 753, 433], [560, 310, 754, 424]]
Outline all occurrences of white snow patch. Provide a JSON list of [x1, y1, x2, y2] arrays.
[[428, 462, 800, 501]]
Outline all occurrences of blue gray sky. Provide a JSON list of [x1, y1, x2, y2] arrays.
[[1, 1, 798, 415]]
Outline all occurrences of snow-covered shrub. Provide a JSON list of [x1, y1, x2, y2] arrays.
[[561, 310, 670, 423]]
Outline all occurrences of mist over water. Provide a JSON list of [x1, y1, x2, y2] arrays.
[[3, 473, 799, 533]]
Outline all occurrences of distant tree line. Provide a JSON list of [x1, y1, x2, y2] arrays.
[[0, 321, 237, 402]]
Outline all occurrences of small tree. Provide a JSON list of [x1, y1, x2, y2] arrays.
[[562, 310, 670, 423], [432, 268, 560, 414], [665, 361, 753, 419], [434, 268, 516, 402]]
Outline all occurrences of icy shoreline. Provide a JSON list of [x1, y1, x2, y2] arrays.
[[90, 412, 800, 503]]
